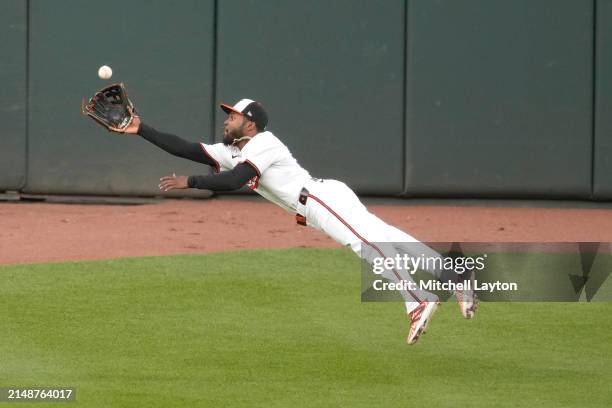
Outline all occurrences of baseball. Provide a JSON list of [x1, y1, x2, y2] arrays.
[[98, 65, 112, 80]]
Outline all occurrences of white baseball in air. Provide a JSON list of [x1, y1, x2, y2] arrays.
[[98, 65, 113, 80]]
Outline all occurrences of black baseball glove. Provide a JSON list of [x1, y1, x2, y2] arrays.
[[82, 83, 136, 132]]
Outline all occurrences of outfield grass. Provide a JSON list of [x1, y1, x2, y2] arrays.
[[1, 248, 611, 407]]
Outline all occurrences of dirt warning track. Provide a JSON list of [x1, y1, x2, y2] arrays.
[[1, 198, 612, 265]]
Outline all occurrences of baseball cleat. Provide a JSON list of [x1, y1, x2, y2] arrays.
[[455, 269, 478, 319], [407, 301, 439, 345]]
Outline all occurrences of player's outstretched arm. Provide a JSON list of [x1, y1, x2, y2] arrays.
[[120, 116, 216, 167], [159, 163, 257, 192]]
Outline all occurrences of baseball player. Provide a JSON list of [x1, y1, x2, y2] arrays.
[[115, 98, 477, 345]]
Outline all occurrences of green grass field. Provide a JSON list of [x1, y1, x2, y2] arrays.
[[1, 248, 611, 407]]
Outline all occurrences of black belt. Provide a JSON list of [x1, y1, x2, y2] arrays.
[[295, 179, 324, 226], [299, 187, 309, 205], [296, 187, 309, 226]]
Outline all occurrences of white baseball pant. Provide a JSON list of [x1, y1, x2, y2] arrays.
[[296, 178, 452, 313]]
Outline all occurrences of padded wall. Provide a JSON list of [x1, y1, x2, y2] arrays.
[[0, 0, 27, 190], [26, 0, 215, 196], [594, 0, 612, 198], [404, 0, 594, 197], [216, 0, 406, 194]]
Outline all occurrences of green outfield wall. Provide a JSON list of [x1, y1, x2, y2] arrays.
[[594, 0, 612, 199], [0, 0, 608, 199], [0, 0, 27, 190], [404, 0, 593, 198], [217, 0, 405, 194]]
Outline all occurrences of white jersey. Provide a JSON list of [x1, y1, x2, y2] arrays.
[[200, 131, 311, 212]]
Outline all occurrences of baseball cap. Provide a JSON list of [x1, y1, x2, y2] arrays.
[[220, 98, 268, 131]]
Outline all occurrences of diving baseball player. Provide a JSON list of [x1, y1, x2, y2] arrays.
[[114, 98, 477, 345]]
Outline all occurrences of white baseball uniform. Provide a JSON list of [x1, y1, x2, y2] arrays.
[[201, 131, 446, 312]]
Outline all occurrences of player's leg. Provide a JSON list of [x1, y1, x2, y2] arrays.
[[302, 180, 439, 344], [339, 198, 478, 319], [303, 179, 476, 319], [303, 180, 436, 309]]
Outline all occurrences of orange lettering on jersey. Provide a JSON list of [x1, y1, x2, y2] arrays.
[[247, 176, 259, 190]]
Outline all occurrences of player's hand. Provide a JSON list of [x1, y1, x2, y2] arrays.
[[110, 115, 141, 134], [159, 173, 189, 191]]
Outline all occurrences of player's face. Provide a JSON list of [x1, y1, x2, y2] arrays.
[[223, 112, 249, 145]]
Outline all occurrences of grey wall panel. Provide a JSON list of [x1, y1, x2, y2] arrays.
[[404, 0, 593, 197], [0, 0, 27, 190], [594, 0, 612, 199], [216, 0, 405, 194], [26, 0, 215, 196]]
